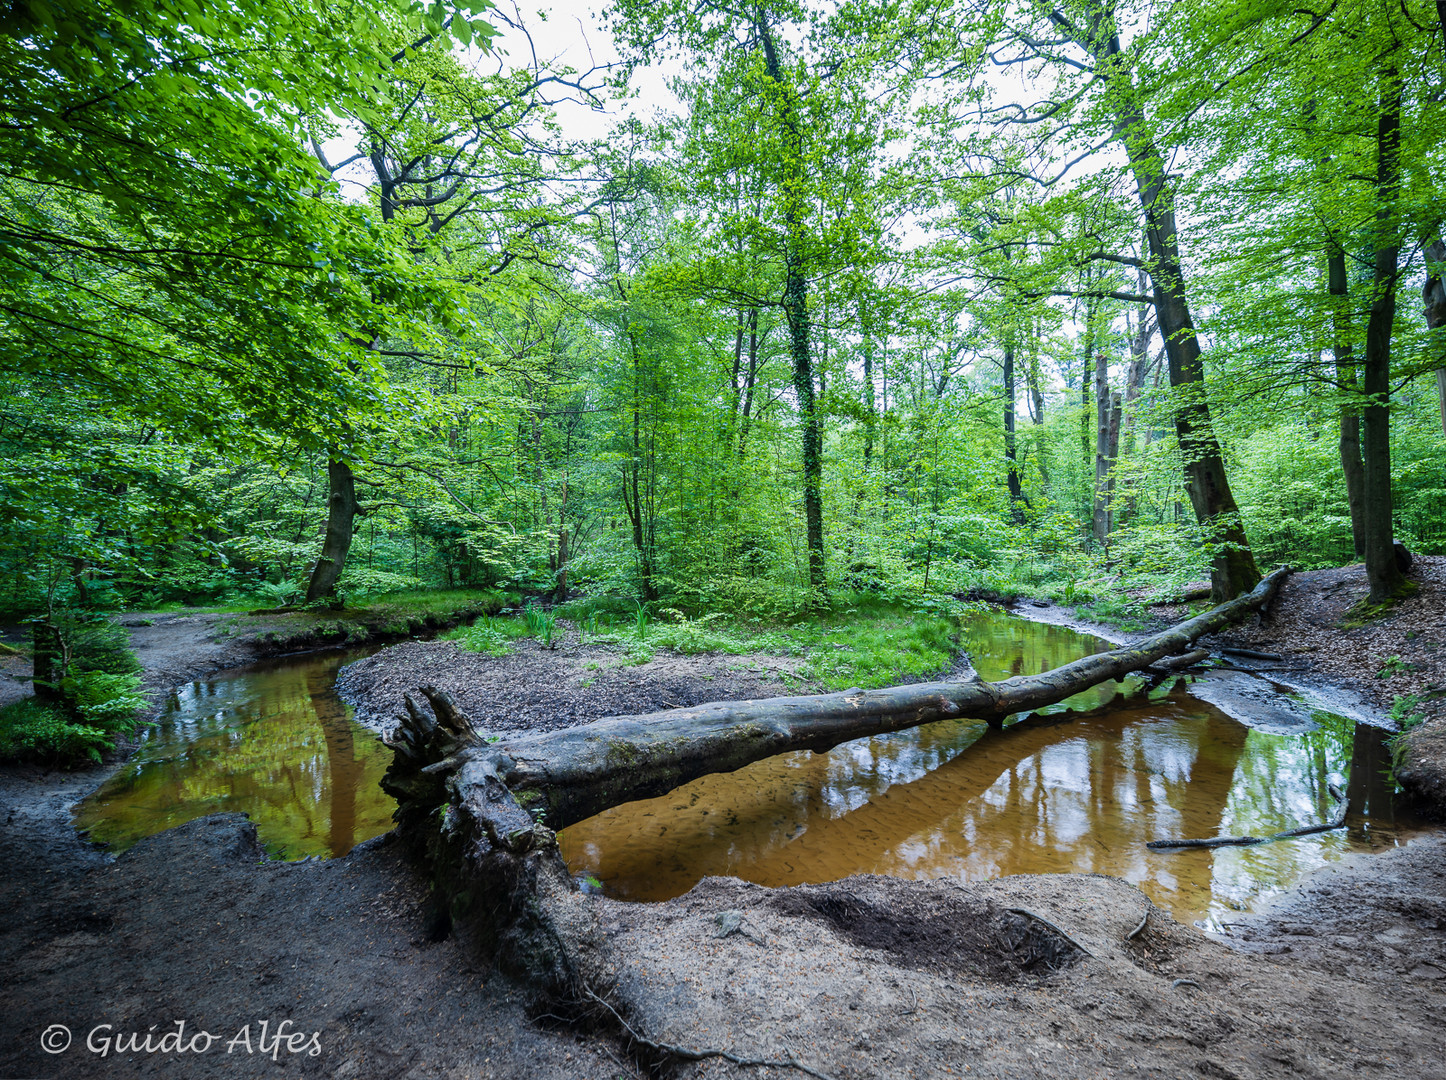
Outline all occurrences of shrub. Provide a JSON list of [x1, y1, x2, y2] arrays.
[[0, 699, 112, 763]]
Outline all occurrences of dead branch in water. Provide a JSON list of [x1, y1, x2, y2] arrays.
[[1147, 783, 1346, 850]]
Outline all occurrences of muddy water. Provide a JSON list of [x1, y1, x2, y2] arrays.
[[73, 647, 396, 859], [560, 612, 1426, 927]]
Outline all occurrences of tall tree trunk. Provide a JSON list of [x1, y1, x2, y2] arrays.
[[1067, 10, 1260, 600], [758, 13, 824, 594], [1093, 353, 1121, 546], [1423, 236, 1446, 436], [1363, 67, 1405, 604], [1003, 336, 1026, 521], [1079, 299, 1096, 471], [1119, 286, 1151, 524], [305, 459, 359, 607], [861, 319, 877, 469], [1328, 242, 1367, 557]]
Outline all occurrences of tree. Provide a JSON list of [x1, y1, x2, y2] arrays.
[[959, 0, 1263, 598], [1, 0, 495, 607]]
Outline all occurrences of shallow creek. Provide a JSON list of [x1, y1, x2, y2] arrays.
[[75, 614, 1427, 927], [74, 646, 396, 859]]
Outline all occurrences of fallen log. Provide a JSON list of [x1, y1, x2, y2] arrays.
[[387, 566, 1288, 841], [380, 567, 1289, 993]]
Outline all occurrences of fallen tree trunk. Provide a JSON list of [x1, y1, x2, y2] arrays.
[[378, 568, 1289, 994], [388, 565, 1289, 839]]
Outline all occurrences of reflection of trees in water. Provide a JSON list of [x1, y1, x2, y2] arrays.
[[565, 691, 1410, 922], [74, 651, 392, 858]]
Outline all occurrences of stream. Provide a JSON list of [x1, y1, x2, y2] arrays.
[[74, 613, 1428, 927]]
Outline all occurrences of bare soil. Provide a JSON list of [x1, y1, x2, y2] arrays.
[[338, 633, 813, 735], [3, 569, 1446, 1079]]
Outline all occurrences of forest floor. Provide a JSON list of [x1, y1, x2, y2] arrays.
[[3, 563, 1446, 1079]]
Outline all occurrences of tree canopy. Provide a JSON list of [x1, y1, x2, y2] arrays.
[[2, 0, 1443, 620]]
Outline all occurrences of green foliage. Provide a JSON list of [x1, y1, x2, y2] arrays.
[[1389, 694, 1427, 731], [0, 700, 112, 764], [59, 670, 147, 730], [1376, 655, 1414, 679], [446, 616, 530, 657]]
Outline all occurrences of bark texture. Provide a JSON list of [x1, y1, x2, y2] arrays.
[[305, 459, 359, 607], [1328, 243, 1367, 557], [1059, 5, 1260, 600], [1423, 236, 1446, 437], [1363, 68, 1405, 604], [758, 14, 825, 594]]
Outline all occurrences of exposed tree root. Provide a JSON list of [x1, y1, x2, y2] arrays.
[[1005, 908, 1094, 959]]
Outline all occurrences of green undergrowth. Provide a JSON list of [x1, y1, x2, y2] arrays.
[[448, 591, 983, 692], [0, 617, 147, 765]]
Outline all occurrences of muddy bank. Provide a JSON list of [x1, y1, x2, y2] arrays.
[[0, 597, 501, 714], [0, 797, 626, 1080], [580, 848, 1446, 1079]]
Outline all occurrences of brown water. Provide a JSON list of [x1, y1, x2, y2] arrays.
[[559, 612, 1426, 927], [73, 647, 397, 859]]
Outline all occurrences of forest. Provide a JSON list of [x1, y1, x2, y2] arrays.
[[7, 5, 1446, 1077], [2, 0, 1445, 734]]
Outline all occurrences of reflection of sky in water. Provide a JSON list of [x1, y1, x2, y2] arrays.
[[561, 610, 1427, 925], [74, 647, 396, 859]]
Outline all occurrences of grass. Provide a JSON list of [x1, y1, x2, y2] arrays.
[[447, 591, 976, 692]]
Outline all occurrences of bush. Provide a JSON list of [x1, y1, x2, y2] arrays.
[[0, 615, 148, 765], [60, 669, 147, 729], [0, 699, 113, 763]]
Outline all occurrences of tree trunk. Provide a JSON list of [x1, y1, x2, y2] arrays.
[[380, 567, 1289, 987], [1423, 236, 1446, 437], [1328, 241, 1367, 557], [1119, 289, 1151, 524], [305, 459, 359, 607], [758, 18, 825, 595], [1003, 336, 1026, 521], [1092, 352, 1121, 546], [31, 620, 65, 704], [1363, 67, 1405, 604], [1066, 10, 1260, 600], [1079, 301, 1095, 471]]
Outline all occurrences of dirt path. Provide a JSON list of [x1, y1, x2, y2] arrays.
[[3, 574, 1446, 1078]]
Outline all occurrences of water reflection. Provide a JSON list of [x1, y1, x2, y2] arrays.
[[560, 612, 1426, 925], [73, 647, 396, 859]]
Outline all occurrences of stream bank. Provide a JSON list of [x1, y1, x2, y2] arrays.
[[3, 565, 1446, 1078]]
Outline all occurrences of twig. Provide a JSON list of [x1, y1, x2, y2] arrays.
[[1148, 783, 1348, 850], [1127, 909, 1149, 941], [1005, 908, 1094, 958], [583, 987, 840, 1080], [1147, 834, 1266, 850], [1219, 647, 1284, 661]]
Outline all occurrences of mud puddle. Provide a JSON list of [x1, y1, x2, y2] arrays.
[[73, 646, 396, 859], [561, 611, 1429, 927]]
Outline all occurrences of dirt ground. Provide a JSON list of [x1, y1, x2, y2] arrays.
[[337, 634, 815, 736], [4, 563, 1446, 1079]]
